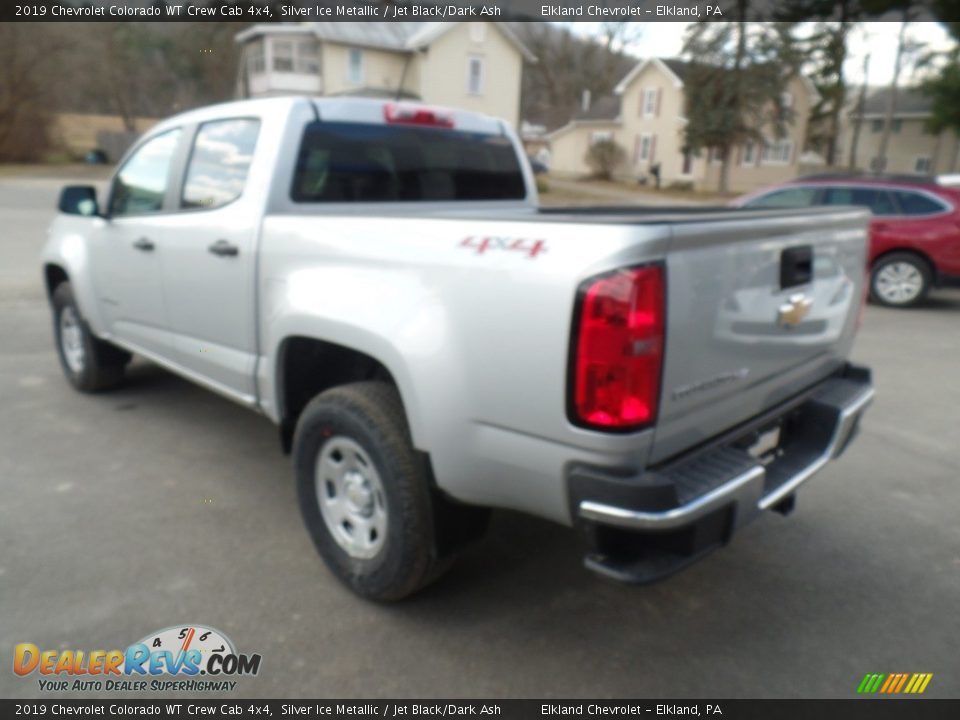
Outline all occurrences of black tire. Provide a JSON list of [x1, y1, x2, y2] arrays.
[[293, 381, 454, 601], [52, 282, 129, 392], [870, 252, 933, 308]]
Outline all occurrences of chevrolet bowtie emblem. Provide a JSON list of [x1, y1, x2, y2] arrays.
[[778, 293, 813, 327]]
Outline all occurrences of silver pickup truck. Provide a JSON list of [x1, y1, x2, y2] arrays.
[[43, 97, 874, 600]]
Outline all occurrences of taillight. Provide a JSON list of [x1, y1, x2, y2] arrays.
[[383, 102, 454, 128], [570, 265, 665, 430]]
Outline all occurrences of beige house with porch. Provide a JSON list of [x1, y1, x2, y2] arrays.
[[234, 22, 535, 128], [548, 58, 818, 193], [844, 86, 960, 175]]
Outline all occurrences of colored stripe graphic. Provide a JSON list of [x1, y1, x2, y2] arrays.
[[858, 673, 932, 694]]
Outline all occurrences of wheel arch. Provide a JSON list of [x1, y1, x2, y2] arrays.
[[274, 335, 423, 455]]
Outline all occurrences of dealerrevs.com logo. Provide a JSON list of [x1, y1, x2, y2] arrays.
[[13, 625, 262, 692]]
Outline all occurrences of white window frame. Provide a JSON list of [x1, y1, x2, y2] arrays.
[[643, 88, 658, 117], [247, 43, 265, 75], [742, 141, 755, 166], [762, 140, 793, 165], [470, 23, 486, 43], [915, 156, 932, 174], [467, 55, 484, 96], [272, 40, 294, 73], [347, 47, 364, 86], [296, 41, 319, 74], [638, 133, 652, 163]]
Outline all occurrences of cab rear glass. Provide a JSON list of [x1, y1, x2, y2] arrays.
[[290, 121, 526, 203]]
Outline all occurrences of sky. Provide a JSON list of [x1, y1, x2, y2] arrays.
[[566, 21, 954, 88]]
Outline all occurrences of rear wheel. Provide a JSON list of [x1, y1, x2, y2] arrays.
[[52, 282, 129, 392], [870, 253, 932, 308], [294, 381, 463, 601]]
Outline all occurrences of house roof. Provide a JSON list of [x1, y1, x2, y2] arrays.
[[853, 86, 932, 117], [235, 22, 536, 63], [571, 96, 621, 122]]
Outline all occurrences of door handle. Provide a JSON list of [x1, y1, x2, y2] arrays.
[[208, 239, 239, 257], [132, 237, 155, 252]]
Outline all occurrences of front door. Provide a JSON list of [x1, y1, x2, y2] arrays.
[[90, 128, 183, 358]]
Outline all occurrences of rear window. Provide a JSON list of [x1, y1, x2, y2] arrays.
[[892, 190, 947, 216], [291, 121, 526, 203]]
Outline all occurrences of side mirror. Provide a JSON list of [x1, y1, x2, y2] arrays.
[[58, 186, 100, 217]]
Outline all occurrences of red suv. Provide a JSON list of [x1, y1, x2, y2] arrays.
[[734, 175, 960, 307]]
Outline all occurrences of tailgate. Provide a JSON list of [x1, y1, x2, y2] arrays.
[[650, 207, 870, 464]]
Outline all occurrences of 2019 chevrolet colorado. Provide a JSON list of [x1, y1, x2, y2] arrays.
[[43, 97, 874, 600]]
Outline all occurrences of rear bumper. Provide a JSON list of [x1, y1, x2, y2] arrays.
[[569, 363, 874, 583]]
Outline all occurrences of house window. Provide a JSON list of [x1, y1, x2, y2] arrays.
[[590, 131, 613, 145], [470, 23, 486, 43], [742, 142, 755, 165], [638, 134, 652, 162], [643, 88, 658, 117], [273, 40, 294, 72], [762, 140, 792, 165], [467, 56, 484, 95], [891, 119, 903, 133], [297, 41, 319, 74], [871, 119, 883, 133], [781, 92, 793, 109], [915, 157, 932, 174], [348, 48, 364, 85], [681, 149, 693, 175], [247, 43, 265, 75]]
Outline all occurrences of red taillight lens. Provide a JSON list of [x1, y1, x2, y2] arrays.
[[383, 102, 454, 128], [571, 265, 665, 430]]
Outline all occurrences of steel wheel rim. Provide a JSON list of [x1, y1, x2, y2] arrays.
[[315, 436, 388, 560], [875, 263, 923, 304], [59, 306, 86, 374]]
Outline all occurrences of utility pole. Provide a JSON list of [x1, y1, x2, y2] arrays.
[[876, 19, 910, 174], [848, 51, 870, 171]]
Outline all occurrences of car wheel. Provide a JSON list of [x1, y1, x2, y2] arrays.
[[870, 253, 932, 308], [52, 282, 130, 392], [293, 381, 454, 601]]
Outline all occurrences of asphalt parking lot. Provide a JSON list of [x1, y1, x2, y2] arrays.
[[1, 174, 958, 700]]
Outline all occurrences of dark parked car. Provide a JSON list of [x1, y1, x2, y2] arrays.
[[734, 174, 960, 307]]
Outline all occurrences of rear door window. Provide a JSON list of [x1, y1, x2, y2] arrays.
[[822, 186, 896, 216], [181, 118, 260, 210], [291, 121, 526, 202], [744, 187, 818, 208]]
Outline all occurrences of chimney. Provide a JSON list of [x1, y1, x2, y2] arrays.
[[581, 89, 591, 112]]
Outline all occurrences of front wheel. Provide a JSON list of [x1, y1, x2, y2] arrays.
[[870, 253, 932, 308], [293, 382, 452, 601], [52, 282, 129, 392]]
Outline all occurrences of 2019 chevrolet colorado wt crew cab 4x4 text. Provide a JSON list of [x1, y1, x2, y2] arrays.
[[43, 97, 875, 600]]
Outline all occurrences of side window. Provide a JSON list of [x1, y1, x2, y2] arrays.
[[822, 186, 896, 216], [745, 187, 818, 208], [181, 119, 260, 211], [892, 190, 946, 216], [110, 129, 182, 217]]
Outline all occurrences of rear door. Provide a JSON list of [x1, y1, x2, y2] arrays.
[[650, 208, 869, 463], [159, 117, 262, 402]]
